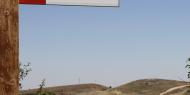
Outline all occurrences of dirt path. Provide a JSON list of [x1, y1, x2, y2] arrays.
[[160, 85, 190, 95]]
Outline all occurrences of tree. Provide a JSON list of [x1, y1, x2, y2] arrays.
[[185, 58, 190, 79], [19, 64, 55, 95], [19, 62, 32, 89], [36, 79, 55, 95]]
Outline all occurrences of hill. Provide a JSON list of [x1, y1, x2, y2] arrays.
[[20, 79, 189, 95], [20, 83, 108, 95], [76, 91, 126, 95], [111, 79, 188, 95]]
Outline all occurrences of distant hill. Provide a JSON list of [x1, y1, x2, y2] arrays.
[[76, 91, 125, 95], [20, 79, 189, 95], [20, 83, 108, 95], [112, 79, 188, 95]]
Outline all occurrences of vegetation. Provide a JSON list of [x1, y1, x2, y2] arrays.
[[19, 63, 55, 95], [19, 58, 190, 95], [111, 79, 187, 95], [36, 79, 55, 95], [186, 58, 190, 79], [19, 62, 32, 89], [20, 83, 107, 95]]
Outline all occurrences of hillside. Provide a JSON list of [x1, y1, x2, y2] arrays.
[[112, 79, 188, 95], [160, 85, 190, 95], [20, 79, 189, 95], [76, 91, 126, 95], [20, 83, 108, 95]]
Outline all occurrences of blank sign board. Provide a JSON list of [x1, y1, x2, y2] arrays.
[[19, 0, 119, 7]]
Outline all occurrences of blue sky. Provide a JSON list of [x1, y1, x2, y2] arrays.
[[19, 0, 190, 89]]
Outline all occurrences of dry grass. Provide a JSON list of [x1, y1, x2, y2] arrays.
[[111, 79, 188, 95], [20, 83, 108, 95], [160, 85, 190, 95], [76, 90, 127, 95], [20, 79, 189, 95]]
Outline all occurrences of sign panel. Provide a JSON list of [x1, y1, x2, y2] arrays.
[[19, 0, 119, 6]]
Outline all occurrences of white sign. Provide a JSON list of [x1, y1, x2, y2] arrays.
[[47, 0, 119, 6], [20, 0, 119, 7]]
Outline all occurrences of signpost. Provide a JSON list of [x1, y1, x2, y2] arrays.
[[0, 0, 119, 94], [0, 0, 19, 94]]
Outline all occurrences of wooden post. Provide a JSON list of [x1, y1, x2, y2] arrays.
[[0, 0, 19, 94]]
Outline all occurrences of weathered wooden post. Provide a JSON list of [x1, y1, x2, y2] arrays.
[[0, 0, 19, 94]]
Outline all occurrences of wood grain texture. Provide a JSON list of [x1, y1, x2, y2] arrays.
[[0, 0, 19, 94]]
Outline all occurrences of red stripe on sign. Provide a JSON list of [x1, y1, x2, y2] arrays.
[[19, 0, 46, 5]]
